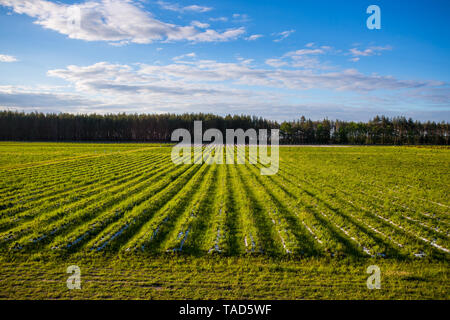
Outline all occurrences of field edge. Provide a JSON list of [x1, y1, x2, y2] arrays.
[[0, 254, 448, 300]]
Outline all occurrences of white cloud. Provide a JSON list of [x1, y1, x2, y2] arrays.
[[265, 58, 287, 67], [157, 1, 212, 13], [0, 0, 243, 44], [2, 80, 447, 121], [191, 21, 210, 29], [349, 45, 392, 61], [42, 61, 283, 115], [0, 85, 101, 112], [273, 29, 295, 42], [209, 17, 227, 22], [286, 48, 326, 56], [232, 13, 250, 22], [236, 57, 254, 65], [187, 27, 245, 43], [183, 5, 212, 13], [172, 52, 196, 60], [272, 30, 295, 42], [0, 54, 17, 62], [245, 34, 263, 41], [108, 40, 130, 47], [265, 45, 332, 69], [46, 59, 445, 104], [0, 56, 447, 120], [287, 48, 332, 69]]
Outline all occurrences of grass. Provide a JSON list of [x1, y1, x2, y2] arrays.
[[0, 142, 448, 299], [0, 253, 448, 299]]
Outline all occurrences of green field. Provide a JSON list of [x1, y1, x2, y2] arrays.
[[0, 143, 448, 299]]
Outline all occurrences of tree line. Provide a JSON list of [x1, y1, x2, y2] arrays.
[[0, 111, 448, 145], [280, 115, 449, 145]]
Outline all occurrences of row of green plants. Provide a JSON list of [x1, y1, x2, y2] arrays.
[[0, 144, 447, 260]]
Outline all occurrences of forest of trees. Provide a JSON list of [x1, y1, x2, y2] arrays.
[[0, 111, 448, 145]]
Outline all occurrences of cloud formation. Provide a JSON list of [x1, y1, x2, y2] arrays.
[[264, 44, 332, 69], [349, 45, 392, 62], [157, 1, 212, 13], [0, 85, 101, 113], [246, 34, 263, 41], [0, 54, 18, 62], [273, 29, 295, 42], [0, 0, 244, 44], [41, 56, 447, 119], [2, 83, 448, 121], [209, 16, 227, 22]]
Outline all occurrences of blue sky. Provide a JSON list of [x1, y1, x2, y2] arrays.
[[0, 0, 449, 121]]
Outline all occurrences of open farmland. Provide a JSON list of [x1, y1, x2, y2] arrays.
[[0, 143, 449, 299]]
